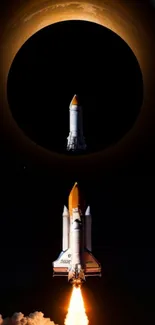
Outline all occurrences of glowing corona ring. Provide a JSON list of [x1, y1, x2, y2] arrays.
[[1, 1, 155, 174]]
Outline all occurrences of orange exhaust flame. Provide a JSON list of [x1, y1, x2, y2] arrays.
[[65, 286, 89, 325]]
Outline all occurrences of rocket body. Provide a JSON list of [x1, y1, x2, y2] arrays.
[[53, 183, 101, 286], [67, 95, 87, 152]]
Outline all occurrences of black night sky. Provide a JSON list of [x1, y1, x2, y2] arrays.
[[1, 4, 155, 325]]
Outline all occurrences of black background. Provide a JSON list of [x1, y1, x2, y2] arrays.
[[1, 5, 155, 325]]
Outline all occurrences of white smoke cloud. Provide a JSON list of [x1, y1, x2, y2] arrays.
[[0, 312, 58, 325], [0, 315, 3, 325]]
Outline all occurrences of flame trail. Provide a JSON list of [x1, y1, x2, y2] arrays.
[[65, 286, 89, 325]]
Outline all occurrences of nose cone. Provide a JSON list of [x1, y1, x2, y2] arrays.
[[69, 182, 86, 216], [62, 205, 69, 217], [85, 206, 91, 216], [70, 94, 80, 107], [69, 182, 79, 216]]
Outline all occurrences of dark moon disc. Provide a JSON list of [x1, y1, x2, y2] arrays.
[[7, 20, 143, 154]]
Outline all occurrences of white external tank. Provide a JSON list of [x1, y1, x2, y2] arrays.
[[79, 104, 84, 137], [85, 206, 92, 251], [71, 220, 81, 265], [70, 105, 79, 137], [62, 206, 69, 251]]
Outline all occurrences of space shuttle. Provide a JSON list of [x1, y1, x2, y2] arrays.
[[53, 182, 101, 287], [67, 95, 87, 152]]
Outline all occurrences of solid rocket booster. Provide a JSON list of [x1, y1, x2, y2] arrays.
[[62, 206, 69, 251], [53, 182, 101, 287], [67, 95, 87, 152], [85, 206, 92, 252]]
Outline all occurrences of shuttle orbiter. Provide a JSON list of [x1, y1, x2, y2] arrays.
[[53, 182, 101, 287]]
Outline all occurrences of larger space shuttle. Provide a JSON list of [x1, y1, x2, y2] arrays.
[[53, 182, 101, 287]]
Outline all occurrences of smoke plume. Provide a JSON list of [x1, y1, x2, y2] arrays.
[[0, 312, 57, 325]]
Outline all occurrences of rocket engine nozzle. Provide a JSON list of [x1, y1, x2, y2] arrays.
[[69, 276, 85, 288], [73, 280, 83, 288], [68, 265, 85, 287]]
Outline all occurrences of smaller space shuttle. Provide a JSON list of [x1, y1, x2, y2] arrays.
[[67, 95, 87, 152], [53, 182, 101, 287]]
